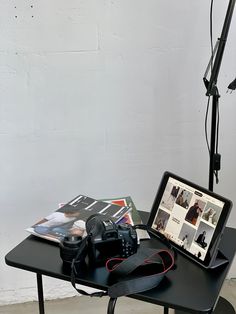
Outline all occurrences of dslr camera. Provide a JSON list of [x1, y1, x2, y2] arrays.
[[60, 214, 138, 268], [87, 215, 138, 265]]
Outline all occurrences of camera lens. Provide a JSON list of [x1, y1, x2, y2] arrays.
[[60, 235, 82, 265], [63, 236, 82, 248]]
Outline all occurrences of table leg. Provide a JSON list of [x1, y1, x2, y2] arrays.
[[107, 298, 117, 314], [36, 273, 45, 314], [164, 307, 169, 314]]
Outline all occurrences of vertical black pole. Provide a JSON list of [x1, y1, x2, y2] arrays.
[[208, 94, 219, 192]]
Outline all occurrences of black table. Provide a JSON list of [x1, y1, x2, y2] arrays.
[[5, 212, 236, 314]]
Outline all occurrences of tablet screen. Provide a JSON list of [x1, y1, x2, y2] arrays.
[[147, 172, 232, 267]]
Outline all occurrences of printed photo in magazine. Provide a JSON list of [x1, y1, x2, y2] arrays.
[[26, 195, 131, 243], [101, 196, 150, 240]]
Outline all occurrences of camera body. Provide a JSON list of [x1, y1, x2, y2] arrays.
[[88, 219, 138, 265], [60, 214, 138, 268]]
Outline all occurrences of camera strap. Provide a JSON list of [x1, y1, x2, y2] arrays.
[[106, 247, 175, 298], [69, 222, 175, 298], [70, 235, 108, 297], [70, 244, 174, 298]]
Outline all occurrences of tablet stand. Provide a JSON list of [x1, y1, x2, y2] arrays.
[[210, 249, 229, 269]]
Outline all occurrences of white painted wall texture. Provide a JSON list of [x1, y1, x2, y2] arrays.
[[0, 0, 236, 305]]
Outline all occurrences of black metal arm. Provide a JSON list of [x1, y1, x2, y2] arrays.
[[203, 0, 235, 191]]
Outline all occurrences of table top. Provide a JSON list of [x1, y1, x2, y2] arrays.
[[5, 212, 236, 313]]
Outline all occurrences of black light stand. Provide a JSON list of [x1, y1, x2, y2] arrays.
[[203, 0, 235, 192]]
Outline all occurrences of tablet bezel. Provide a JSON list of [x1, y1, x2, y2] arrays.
[[147, 171, 232, 268]]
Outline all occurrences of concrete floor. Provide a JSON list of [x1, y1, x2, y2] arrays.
[[0, 279, 235, 314]]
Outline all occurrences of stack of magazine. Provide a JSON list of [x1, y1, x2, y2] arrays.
[[27, 195, 149, 243]]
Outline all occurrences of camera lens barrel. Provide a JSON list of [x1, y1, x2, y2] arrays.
[[60, 235, 82, 264]]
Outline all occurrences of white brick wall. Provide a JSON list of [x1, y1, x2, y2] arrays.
[[1, 0, 236, 304]]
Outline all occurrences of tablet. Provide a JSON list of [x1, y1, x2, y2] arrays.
[[147, 171, 232, 268]]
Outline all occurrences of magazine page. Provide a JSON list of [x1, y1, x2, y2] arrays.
[[26, 195, 131, 243], [101, 196, 150, 240]]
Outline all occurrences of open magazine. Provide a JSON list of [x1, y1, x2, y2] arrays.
[[26, 195, 131, 243], [101, 196, 150, 240]]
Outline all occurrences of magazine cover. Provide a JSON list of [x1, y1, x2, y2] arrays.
[[101, 196, 150, 240], [26, 195, 131, 243]]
